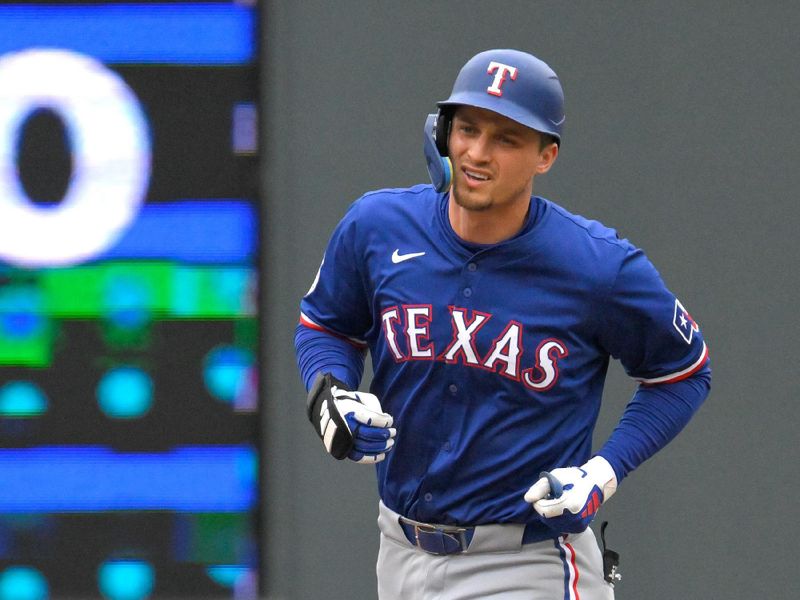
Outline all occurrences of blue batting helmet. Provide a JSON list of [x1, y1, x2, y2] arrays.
[[438, 49, 565, 144]]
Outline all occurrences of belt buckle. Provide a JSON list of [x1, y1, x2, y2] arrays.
[[404, 519, 471, 555]]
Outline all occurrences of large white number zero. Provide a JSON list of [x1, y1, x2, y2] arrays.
[[0, 48, 151, 267]]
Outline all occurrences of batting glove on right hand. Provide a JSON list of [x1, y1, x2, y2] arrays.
[[306, 372, 396, 464], [524, 456, 618, 534]]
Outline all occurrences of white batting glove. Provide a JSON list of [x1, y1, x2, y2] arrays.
[[306, 372, 396, 464], [524, 456, 618, 534]]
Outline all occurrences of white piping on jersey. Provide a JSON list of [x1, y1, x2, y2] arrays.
[[636, 341, 708, 385], [299, 312, 368, 348]]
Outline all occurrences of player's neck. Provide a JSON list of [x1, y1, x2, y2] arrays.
[[447, 194, 531, 245]]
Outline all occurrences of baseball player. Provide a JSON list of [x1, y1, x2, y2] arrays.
[[295, 49, 710, 599]]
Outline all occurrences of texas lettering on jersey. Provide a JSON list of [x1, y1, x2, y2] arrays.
[[380, 304, 568, 392]]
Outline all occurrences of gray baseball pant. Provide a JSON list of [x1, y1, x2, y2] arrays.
[[377, 501, 615, 599]]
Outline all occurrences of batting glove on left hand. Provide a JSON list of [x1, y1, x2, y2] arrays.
[[306, 372, 396, 464], [524, 456, 618, 534]]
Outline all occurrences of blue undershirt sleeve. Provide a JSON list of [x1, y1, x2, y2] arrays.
[[294, 323, 366, 391], [596, 363, 711, 483]]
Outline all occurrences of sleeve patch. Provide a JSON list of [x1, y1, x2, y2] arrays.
[[673, 298, 700, 344]]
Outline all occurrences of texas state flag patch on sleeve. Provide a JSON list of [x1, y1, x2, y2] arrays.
[[673, 298, 700, 344]]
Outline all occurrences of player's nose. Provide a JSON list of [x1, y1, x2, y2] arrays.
[[465, 134, 492, 163]]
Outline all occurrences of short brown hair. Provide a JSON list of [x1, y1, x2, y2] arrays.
[[539, 132, 559, 150]]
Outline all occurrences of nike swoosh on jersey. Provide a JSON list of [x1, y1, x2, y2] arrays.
[[391, 249, 426, 263]]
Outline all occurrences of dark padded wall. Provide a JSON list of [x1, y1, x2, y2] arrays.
[[261, 2, 799, 598]]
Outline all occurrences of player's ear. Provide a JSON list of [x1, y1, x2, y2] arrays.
[[534, 141, 558, 175]]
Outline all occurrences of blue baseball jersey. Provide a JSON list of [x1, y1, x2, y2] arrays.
[[299, 184, 708, 527]]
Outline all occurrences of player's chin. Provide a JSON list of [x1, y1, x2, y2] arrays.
[[451, 183, 493, 212]]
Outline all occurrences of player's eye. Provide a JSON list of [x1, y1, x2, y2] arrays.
[[457, 123, 477, 135], [497, 135, 517, 146]]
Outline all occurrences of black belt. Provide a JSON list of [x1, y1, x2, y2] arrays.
[[398, 516, 475, 555]]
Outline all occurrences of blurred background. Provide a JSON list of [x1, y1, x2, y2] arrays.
[[0, 2, 259, 599], [0, 1, 797, 599]]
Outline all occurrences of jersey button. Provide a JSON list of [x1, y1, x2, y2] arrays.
[[424, 493, 433, 502], [448, 384, 458, 394], [462, 287, 472, 297], [443, 441, 452, 451], [467, 262, 477, 272]]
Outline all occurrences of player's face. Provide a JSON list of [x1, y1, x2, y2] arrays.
[[448, 106, 557, 213]]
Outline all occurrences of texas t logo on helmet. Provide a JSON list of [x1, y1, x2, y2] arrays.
[[486, 61, 518, 96]]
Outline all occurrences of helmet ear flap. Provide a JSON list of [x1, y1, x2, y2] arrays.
[[423, 113, 453, 193], [434, 107, 453, 157]]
